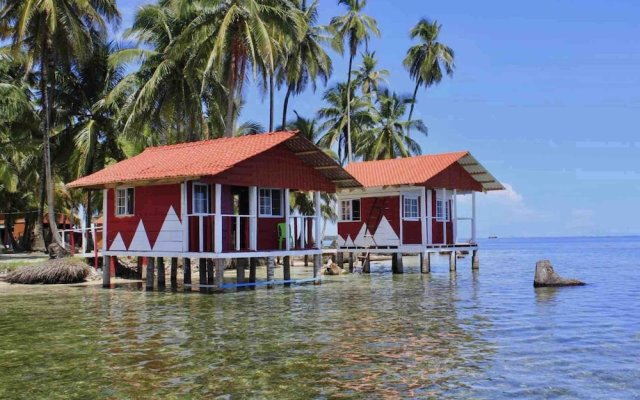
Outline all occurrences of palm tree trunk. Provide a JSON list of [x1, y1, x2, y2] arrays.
[[41, 33, 62, 248], [32, 166, 46, 252], [269, 74, 275, 131], [224, 53, 237, 137], [346, 53, 354, 164], [282, 85, 292, 129], [407, 79, 421, 138]]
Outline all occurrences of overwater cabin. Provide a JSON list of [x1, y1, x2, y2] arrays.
[[67, 131, 360, 286], [336, 151, 504, 272]]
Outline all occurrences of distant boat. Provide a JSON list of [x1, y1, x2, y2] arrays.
[[488, 236, 498, 239]]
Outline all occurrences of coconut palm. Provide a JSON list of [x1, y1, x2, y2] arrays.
[[353, 51, 388, 97], [0, 0, 120, 247], [280, 0, 332, 129], [174, 0, 304, 137], [317, 83, 375, 165], [358, 90, 427, 160], [329, 0, 379, 163], [403, 19, 454, 137]]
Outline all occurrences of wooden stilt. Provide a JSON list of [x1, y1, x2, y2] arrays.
[[136, 257, 144, 280], [313, 254, 322, 284], [348, 252, 354, 273], [249, 258, 257, 284], [283, 256, 291, 286], [102, 256, 111, 288], [420, 252, 431, 274], [363, 253, 370, 273], [170, 258, 178, 285], [236, 258, 246, 285], [157, 257, 165, 288], [215, 259, 225, 288], [146, 257, 155, 290], [449, 251, 457, 272], [336, 252, 344, 267], [392, 253, 404, 274], [199, 258, 207, 285], [183, 257, 191, 285], [472, 250, 479, 270], [266, 257, 275, 288], [207, 259, 214, 285]]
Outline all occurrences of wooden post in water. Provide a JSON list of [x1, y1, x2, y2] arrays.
[[348, 252, 354, 273], [362, 253, 370, 273], [236, 258, 246, 285], [146, 257, 155, 290], [392, 253, 404, 274], [199, 258, 207, 286], [136, 257, 144, 280], [313, 254, 322, 284], [102, 256, 111, 287], [283, 256, 291, 286], [249, 258, 257, 284], [170, 258, 178, 285], [183, 257, 191, 285], [449, 251, 457, 272], [266, 257, 275, 288], [472, 250, 479, 270], [215, 259, 225, 289], [420, 252, 431, 274], [207, 259, 214, 285], [336, 252, 344, 267], [157, 257, 165, 288]]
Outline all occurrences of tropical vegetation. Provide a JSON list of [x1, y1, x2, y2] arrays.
[[0, 0, 455, 251]]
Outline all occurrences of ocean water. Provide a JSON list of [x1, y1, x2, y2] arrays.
[[0, 236, 639, 399]]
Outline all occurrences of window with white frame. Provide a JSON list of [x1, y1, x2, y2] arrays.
[[436, 198, 450, 221], [193, 183, 210, 214], [259, 188, 282, 216], [116, 187, 134, 216], [340, 199, 360, 221], [403, 196, 419, 220]]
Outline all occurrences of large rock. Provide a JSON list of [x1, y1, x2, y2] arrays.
[[47, 242, 71, 259], [534, 260, 585, 287]]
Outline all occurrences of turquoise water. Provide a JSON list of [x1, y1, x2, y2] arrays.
[[1, 237, 639, 399]]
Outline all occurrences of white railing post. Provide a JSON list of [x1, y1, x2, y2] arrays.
[[314, 191, 322, 249], [199, 216, 204, 253], [235, 215, 241, 251], [61, 229, 66, 249], [420, 187, 427, 247], [284, 188, 290, 251], [442, 188, 447, 245], [249, 186, 257, 251], [426, 189, 432, 245], [181, 181, 188, 252], [453, 189, 458, 245], [472, 191, 477, 244], [214, 183, 222, 253]]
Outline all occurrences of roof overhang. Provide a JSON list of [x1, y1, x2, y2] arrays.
[[457, 153, 504, 191]]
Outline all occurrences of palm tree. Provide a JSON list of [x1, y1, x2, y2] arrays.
[[403, 19, 454, 137], [1, 0, 120, 247], [358, 90, 427, 160], [317, 83, 375, 165], [280, 0, 332, 129], [174, 0, 304, 137], [116, 1, 211, 145], [329, 0, 379, 163], [353, 51, 388, 97]]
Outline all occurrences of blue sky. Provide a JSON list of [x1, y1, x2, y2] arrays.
[[117, 0, 640, 237]]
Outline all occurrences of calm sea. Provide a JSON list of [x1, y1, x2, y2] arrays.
[[0, 236, 639, 399]]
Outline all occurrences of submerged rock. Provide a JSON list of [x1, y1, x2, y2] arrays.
[[534, 260, 585, 287], [324, 263, 346, 275]]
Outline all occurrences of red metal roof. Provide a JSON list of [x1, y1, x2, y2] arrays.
[[345, 151, 504, 191], [67, 131, 360, 189]]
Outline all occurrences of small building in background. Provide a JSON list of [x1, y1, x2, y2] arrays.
[[336, 151, 504, 271]]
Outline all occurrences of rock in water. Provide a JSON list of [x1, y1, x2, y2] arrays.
[[324, 263, 346, 275], [534, 260, 585, 287]]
